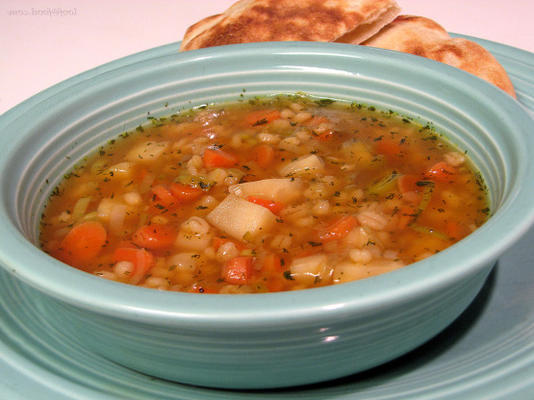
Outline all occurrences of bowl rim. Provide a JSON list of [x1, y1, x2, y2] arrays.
[[1, 41, 534, 326]]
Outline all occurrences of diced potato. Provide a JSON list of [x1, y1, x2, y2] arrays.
[[290, 254, 328, 284], [333, 259, 404, 284], [278, 154, 324, 177], [332, 261, 368, 283], [228, 178, 303, 204], [365, 259, 404, 275], [126, 141, 169, 163], [206, 194, 277, 241]]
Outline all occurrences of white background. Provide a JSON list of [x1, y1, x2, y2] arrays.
[[1, 0, 533, 114]]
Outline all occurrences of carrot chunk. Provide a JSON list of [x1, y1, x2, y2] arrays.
[[397, 174, 425, 204], [444, 220, 469, 240], [132, 224, 176, 250], [169, 183, 204, 203], [151, 185, 176, 207], [318, 215, 358, 243], [251, 144, 275, 168], [246, 196, 284, 215], [314, 129, 336, 142], [203, 148, 239, 168], [262, 253, 286, 292], [222, 256, 254, 284], [307, 116, 330, 127], [113, 247, 154, 283], [245, 110, 281, 126], [56, 221, 107, 266], [425, 162, 457, 182], [375, 139, 402, 158], [263, 253, 284, 273]]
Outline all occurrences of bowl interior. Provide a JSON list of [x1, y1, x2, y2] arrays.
[[1, 42, 533, 322]]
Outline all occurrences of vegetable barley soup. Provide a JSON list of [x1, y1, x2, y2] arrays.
[[40, 95, 489, 293]]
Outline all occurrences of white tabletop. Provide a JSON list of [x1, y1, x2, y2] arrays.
[[1, 0, 533, 115]]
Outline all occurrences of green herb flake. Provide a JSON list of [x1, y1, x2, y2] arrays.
[[315, 98, 335, 107], [252, 118, 268, 126]]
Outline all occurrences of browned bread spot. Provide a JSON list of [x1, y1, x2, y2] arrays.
[[180, 0, 400, 51]]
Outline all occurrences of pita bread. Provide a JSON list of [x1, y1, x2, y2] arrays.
[[361, 16, 516, 97], [360, 15, 449, 51], [180, 0, 400, 51]]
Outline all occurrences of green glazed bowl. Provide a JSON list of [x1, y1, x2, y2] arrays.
[[1, 42, 533, 389]]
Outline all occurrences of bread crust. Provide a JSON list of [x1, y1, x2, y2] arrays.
[[180, 0, 400, 51], [361, 15, 449, 51], [363, 15, 516, 97], [179, 6, 515, 98]]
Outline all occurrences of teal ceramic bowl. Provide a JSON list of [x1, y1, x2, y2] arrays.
[[1, 42, 533, 389]]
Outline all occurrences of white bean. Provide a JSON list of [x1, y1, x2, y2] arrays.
[[181, 216, 210, 235], [207, 168, 228, 185], [216, 241, 239, 262], [144, 276, 170, 289], [357, 209, 389, 231], [312, 200, 330, 216], [197, 195, 218, 209], [280, 108, 295, 119], [289, 102, 304, 112], [258, 132, 280, 144], [113, 261, 135, 277], [294, 111, 312, 123], [349, 249, 373, 264], [270, 234, 292, 251], [187, 155, 203, 175], [167, 253, 199, 272], [123, 191, 142, 206]]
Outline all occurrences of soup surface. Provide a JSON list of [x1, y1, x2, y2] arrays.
[[40, 95, 489, 293]]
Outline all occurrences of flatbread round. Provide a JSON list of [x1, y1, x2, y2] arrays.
[[180, 0, 400, 51], [360, 15, 449, 51], [362, 16, 516, 97]]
